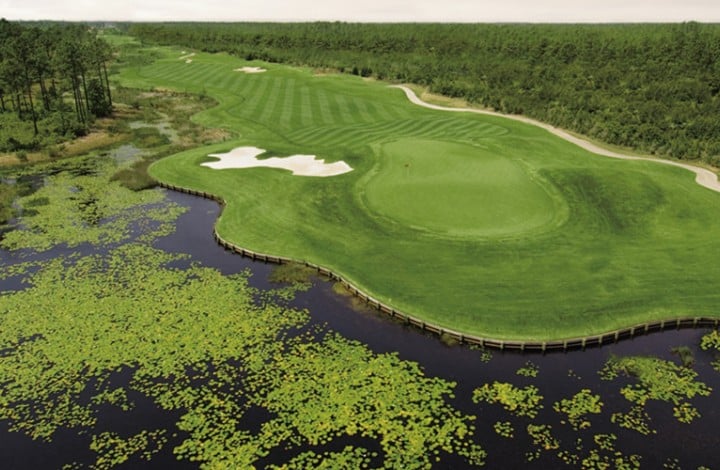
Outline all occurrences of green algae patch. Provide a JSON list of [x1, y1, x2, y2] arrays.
[[516, 361, 539, 378], [472, 382, 543, 418], [553, 389, 603, 431], [611, 406, 655, 435], [267, 446, 374, 469], [600, 355, 711, 430], [525, 424, 559, 462], [1, 159, 185, 252], [0, 247, 484, 468], [493, 421, 514, 438], [700, 330, 720, 372], [90, 430, 168, 469]]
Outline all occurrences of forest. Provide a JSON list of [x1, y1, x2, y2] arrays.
[[128, 22, 720, 164], [0, 19, 113, 153]]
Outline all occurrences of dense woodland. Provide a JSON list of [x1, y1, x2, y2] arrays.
[[129, 22, 720, 164], [0, 19, 113, 152]]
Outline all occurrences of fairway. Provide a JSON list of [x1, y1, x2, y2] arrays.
[[117, 45, 720, 341]]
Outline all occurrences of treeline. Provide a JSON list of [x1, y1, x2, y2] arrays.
[[0, 19, 113, 152], [130, 22, 720, 164]]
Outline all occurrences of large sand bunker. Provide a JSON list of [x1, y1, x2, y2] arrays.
[[202, 146, 353, 177], [235, 66, 267, 74]]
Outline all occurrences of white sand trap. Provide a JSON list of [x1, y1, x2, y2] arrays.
[[234, 66, 267, 74], [185, 59, 192, 64], [202, 146, 353, 177], [179, 52, 195, 61]]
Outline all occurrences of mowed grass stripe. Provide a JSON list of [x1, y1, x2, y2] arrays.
[[177, 63, 212, 84], [240, 75, 271, 119], [258, 77, 284, 124], [313, 127, 357, 147], [281, 78, 298, 130], [217, 68, 241, 91], [352, 98, 376, 123], [315, 89, 337, 126], [333, 93, 357, 125], [298, 86, 315, 128]]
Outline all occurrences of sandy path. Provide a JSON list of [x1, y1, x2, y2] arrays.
[[392, 85, 720, 193]]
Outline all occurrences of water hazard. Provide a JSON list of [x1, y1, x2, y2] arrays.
[[1, 188, 718, 469]]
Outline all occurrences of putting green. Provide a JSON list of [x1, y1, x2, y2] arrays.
[[361, 139, 562, 238], [117, 44, 720, 341]]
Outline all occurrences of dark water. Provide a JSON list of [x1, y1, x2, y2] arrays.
[[1, 189, 718, 469]]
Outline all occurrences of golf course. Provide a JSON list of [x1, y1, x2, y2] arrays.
[[118, 45, 720, 341]]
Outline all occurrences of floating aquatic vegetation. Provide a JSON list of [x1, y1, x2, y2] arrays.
[[90, 430, 168, 469], [526, 424, 559, 461], [553, 389, 603, 430], [700, 330, 720, 372], [268, 262, 317, 286], [493, 421, 514, 438], [0, 242, 484, 468], [469, 345, 492, 363], [1, 160, 185, 252], [672, 402, 701, 424], [516, 361, 539, 378], [700, 330, 720, 351], [611, 405, 655, 435], [567, 369, 582, 380], [599, 355, 711, 425], [267, 446, 374, 469], [579, 434, 641, 470], [473, 382, 543, 418], [670, 345, 694, 367], [0, 259, 42, 282]]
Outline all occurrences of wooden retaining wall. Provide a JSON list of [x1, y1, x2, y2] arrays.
[[160, 181, 720, 352]]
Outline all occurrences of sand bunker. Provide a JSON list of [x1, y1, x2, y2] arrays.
[[202, 146, 352, 177], [179, 52, 195, 61], [235, 66, 267, 74]]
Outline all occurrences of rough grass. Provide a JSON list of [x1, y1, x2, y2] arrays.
[[117, 45, 720, 341]]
